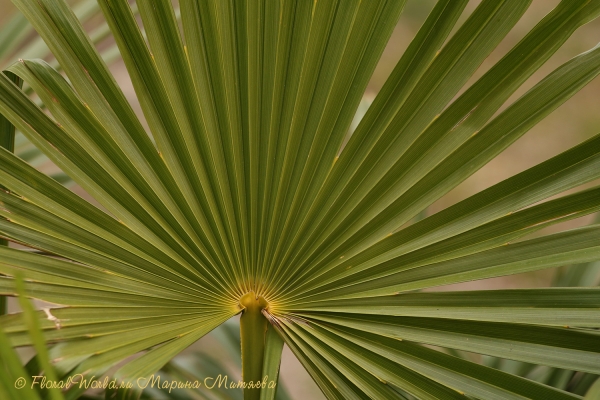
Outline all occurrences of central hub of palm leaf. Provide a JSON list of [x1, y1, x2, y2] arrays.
[[240, 291, 269, 313]]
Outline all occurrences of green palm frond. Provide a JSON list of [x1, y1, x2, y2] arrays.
[[0, 276, 64, 400], [1, 0, 600, 399], [1, 0, 132, 187], [455, 215, 600, 395]]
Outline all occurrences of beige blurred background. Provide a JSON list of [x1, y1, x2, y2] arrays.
[[1, 0, 600, 398]]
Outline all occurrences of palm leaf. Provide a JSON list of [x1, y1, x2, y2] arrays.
[[1, 0, 600, 399]]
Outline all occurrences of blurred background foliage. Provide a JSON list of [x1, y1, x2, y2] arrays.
[[1, 0, 599, 398]]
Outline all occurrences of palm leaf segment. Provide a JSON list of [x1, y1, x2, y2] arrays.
[[1, 0, 600, 399]]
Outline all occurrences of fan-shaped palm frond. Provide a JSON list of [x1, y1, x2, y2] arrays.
[[1, 0, 600, 399]]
